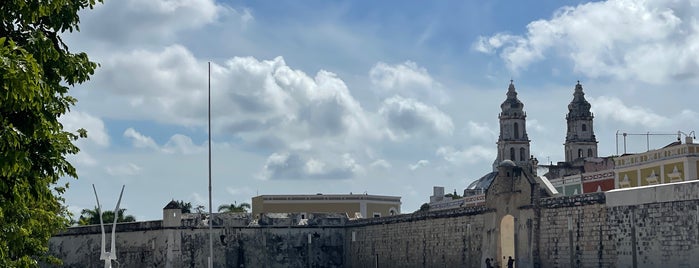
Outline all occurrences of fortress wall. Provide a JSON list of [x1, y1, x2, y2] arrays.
[[538, 193, 613, 268], [48, 225, 345, 268], [605, 180, 699, 268], [344, 206, 492, 268], [47, 182, 699, 268]]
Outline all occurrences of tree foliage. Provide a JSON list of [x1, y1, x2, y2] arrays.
[[77, 207, 136, 226], [175, 200, 193, 213], [218, 202, 251, 213], [417, 203, 430, 212], [0, 0, 101, 266]]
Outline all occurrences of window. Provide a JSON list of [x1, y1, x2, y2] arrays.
[[520, 148, 525, 161], [389, 208, 398, 216], [514, 123, 519, 139], [510, 148, 515, 160], [578, 149, 583, 158], [587, 149, 593, 157], [582, 124, 587, 132]]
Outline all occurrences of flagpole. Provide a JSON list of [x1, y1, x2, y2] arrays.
[[208, 61, 213, 268]]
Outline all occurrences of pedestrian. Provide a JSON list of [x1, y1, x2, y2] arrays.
[[507, 256, 515, 268], [485, 258, 493, 268]]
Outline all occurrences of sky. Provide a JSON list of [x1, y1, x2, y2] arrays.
[[58, 0, 699, 221]]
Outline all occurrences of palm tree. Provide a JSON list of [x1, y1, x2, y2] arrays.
[[217, 202, 251, 213], [78, 207, 136, 225]]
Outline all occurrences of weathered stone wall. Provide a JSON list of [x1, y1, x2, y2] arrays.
[[48, 182, 699, 267], [48, 221, 345, 267], [538, 193, 614, 267], [605, 180, 699, 268], [344, 206, 492, 268]]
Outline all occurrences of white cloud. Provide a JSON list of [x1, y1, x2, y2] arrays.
[[163, 134, 206, 155], [60, 111, 109, 147], [369, 61, 447, 103], [72, 151, 98, 167], [370, 159, 392, 169], [259, 152, 363, 180], [409, 159, 430, 170], [436, 145, 495, 165], [379, 96, 454, 139], [123, 128, 159, 149], [590, 96, 668, 127], [475, 0, 699, 83], [106, 163, 142, 176], [467, 121, 496, 141], [95, 47, 380, 146], [79, 0, 234, 45], [472, 33, 523, 54]]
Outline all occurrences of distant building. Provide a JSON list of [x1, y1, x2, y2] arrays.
[[428, 186, 484, 211], [251, 193, 401, 219], [541, 82, 697, 195], [465, 81, 551, 198], [615, 137, 698, 188]]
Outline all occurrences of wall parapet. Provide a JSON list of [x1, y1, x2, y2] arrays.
[[55, 220, 164, 236], [345, 205, 493, 227], [539, 192, 606, 208]]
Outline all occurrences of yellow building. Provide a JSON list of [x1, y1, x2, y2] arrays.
[[615, 137, 699, 188], [251, 193, 401, 219]]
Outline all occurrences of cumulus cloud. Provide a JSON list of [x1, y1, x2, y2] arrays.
[[60, 111, 110, 147], [123, 128, 159, 149], [162, 134, 206, 155], [590, 96, 668, 127], [123, 127, 207, 154], [409, 160, 430, 170], [259, 152, 363, 180], [370, 159, 392, 169], [106, 163, 142, 176], [95, 47, 378, 146], [370, 61, 447, 103], [467, 121, 496, 141], [436, 145, 495, 165], [474, 0, 699, 83], [79, 0, 237, 45], [379, 96, 454, 139]]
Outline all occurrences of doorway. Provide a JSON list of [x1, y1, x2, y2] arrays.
[[500, 215, 515, 268]]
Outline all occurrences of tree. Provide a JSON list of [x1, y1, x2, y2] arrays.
[[445, 190, 462, 200], [175, 200, 193, 213], [218, 202, 251, 213], [0, 1, 101, 266], [77, 207, 136, 226], [417, 203, 430, 212]]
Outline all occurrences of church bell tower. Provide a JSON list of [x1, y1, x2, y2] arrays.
[[496, 81, 531, 167], [564, 81, 598, 162]]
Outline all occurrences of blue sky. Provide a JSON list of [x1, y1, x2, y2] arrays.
[[59, 0, 699, 220]]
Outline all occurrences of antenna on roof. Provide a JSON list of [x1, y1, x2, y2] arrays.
[[93, 184, 125, 268]]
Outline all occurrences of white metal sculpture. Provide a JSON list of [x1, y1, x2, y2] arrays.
[[92, 184, 125, 268]]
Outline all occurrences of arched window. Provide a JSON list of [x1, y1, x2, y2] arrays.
[[588, 149, 593, 157], [510, 148, 515, 161], [582, 124, 587, 132], [578, 149, 583, 158], [520, 148, 525, 161], [514, 123, 519, 139]]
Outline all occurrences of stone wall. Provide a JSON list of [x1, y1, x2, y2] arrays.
[[345, 206, 492, 267], [48, 215, 346, 268], [48, 182, 699, 267], [538, 193, 614, 267]]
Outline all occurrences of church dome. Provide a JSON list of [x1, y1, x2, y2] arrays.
[[499, 159, 517, 167], [466, 171, 498, 190]]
